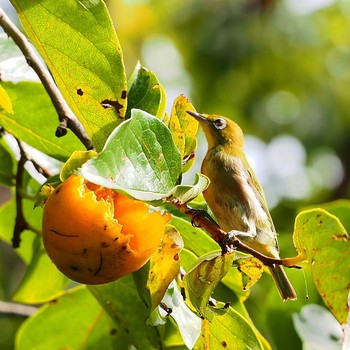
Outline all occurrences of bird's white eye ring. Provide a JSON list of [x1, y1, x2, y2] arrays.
[[213, 118, 227, 130]]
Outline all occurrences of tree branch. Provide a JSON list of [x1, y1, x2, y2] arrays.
[[172, 201, 303, 268], [12, 138, 42, 248], [0, 9, 94, 150]]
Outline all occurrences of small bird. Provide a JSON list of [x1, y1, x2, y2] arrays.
[[187, 111, 297, 301]]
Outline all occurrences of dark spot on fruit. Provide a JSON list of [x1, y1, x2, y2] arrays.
[[77, 88, 83, 96], [100, 242, 109, 248], [94, 251, 104, 275], [174, 253, 179, 261], [55, 188, 61, 195], [82, 248, 88, 255], [114, 237, 119, 241], [70, 265, 80, 271], [222, 341, 227, 347], [50, 229, 79, 238], [104, 225, 107, 231], [88, 267, 93, 273], [171, 243, 178, 249], [121, 90, 127, 99]]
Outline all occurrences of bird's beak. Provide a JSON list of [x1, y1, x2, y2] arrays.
[[186, 110, 209, 124]]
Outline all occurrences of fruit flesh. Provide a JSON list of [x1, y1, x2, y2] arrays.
[[42, 175, 170, 284]]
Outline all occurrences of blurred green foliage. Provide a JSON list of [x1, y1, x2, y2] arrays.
[[107, 1, 350, 348], [109, 0, 350, 212]]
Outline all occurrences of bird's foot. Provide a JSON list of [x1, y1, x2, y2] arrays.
[[186, 208, 218, 228], [227, 229, 255, 238]]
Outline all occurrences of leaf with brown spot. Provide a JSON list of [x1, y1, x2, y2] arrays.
[[196, 307, 267, 350], [236, 257, 264, 291], [11, 0, 127, 151], [169, 95, 198, 173], [293, 208, 350, 324], [133, 225, 183, 315]]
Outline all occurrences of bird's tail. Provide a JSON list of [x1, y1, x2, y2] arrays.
[[269, 265, 297, 301]]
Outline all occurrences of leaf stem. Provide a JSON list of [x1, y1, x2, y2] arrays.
[[172, 201, 302, 269], [0, 8, 94, 150]]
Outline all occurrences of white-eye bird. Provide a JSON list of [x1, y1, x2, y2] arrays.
[[187, 111, 297, 301]]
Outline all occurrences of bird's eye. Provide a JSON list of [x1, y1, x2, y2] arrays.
[[213, 118, 227, 130]]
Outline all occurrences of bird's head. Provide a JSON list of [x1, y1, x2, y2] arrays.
[[187, 111, 244, 151]]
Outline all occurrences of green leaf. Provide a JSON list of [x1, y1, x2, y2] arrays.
[[16, 286, 118, 350], [293, 208, 350, 324], [165, 173, 210, 205], [170, 216, 218, 258], [196, 307, 266, 350], [0, 197, 39, 265], [0, 137, 16, 187], [0, 82, 83, 161], [133, 225, 183, 316], [60, 150, 98, 181], [169, 95, 198, 173], [81, 109, 182, 201], [183, 251, 235, 319], [89, 275, 161, 349], [304, 199, 350, 233], [126, 62, 166, 119], [12, 236, 69, 304], [11, 0, 127, 150]]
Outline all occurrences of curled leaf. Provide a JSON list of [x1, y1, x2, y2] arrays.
[[183, 251, 235, 319], [126, 62, 166, 119], [60, 150, 98, 182], [164, 173, 210, 205]]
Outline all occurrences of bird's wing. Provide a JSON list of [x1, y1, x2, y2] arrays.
[[240, 153, 277, 234]]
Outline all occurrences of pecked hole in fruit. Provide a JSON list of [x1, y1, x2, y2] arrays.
[[84, 180, 170, 252]]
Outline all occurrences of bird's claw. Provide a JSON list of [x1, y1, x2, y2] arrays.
[[186, 208, 216, 227]]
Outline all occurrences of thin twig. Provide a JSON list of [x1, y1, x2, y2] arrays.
[[0, 9, 94, 150], [12, 138, 29, 248], [172, 201, 302, 268], [12, 138, 42, 248]]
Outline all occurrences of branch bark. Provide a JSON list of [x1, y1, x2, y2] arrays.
[[12, 138, 41, 248], [172, 201, 303, 268], [0, 8, 94, 150]]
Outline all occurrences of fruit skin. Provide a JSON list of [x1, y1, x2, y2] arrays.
[[42, 175, 170, 284]]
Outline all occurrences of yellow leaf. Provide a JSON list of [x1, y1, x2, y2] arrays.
[[169, 95, 198, 173], [0, 84, 13, 113], [236, 257, 264, 291], [147, 225, 183, 311]]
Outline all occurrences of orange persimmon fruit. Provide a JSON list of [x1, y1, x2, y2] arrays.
[[42, 175, 171, 284]]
